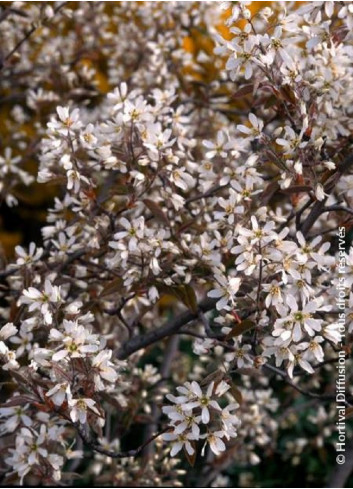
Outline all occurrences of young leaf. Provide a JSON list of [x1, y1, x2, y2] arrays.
[[143, 199, 170, 225], [99, 277, 123, 297], [225, 320, 255, 339], [184, 442, 197, 467]]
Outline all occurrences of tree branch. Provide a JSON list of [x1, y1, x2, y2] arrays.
[[1, 2, 68, 69], [262, 362, 352, 405], [116, 297, 217, 360], [74, 421, 167, 459], [301, 153, 353, 237]]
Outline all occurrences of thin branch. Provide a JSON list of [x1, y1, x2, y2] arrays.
[[116, 297, 217, 360], [75, 421, 167, 459], [301, 153, 353, 237], [142, 335, 179, 458], [198, 310, 224, 339], [323, 205, 353, 217], [262, 362, 352, 405], [184, 184, 227, 207], [2, 2, 68, 69], [295, 196, 313, 230]]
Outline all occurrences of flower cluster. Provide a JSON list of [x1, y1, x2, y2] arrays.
[[163, 380, 240, 457]]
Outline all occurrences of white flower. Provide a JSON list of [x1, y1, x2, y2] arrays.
[[237, 113, 263, 139], [273, 296, 325, 343], [143, 122, 175, 154], [286, 344, 314, 378], [276, 125, 308, 156], [0, 147, 21, 177], [68, 398, 100, 424], [46, 383, 72, 407], [203, 131, 229, 159], [207, 272, 241, 311], [165, 410, 201, 438], [262, 337, 295, 368], [315, 183, 327, 201], [19, 280, 61, 325], [183, 381, 221, 424], [229, 344, 252, 368], [0, 405, 32, 433], [91, 350, 119, 390], [221, 403, 240, 439], [52, 232, 80, 255], [302, 336, 325, 363], [201, 431, 226, 456], [225, 40, 256, 80], [238, 216, 276, 245], [110, 216, 145, 252], [48, 106, 82, 135], [169, 166, 195, 191], [296, 231, 330, 268], [215, 189, 244, 224], [263, 281, 284, 309], [15, 243, 43, 266], [10, 326, 33, 357], [322, 323, 342, 344], [79, 123, 98, 149], [107, 82, 128, 111], [0, 323, 18, 340], [162, 431, 197, 457], [49, 319, 100, 361], [0, 342, 20, 370]]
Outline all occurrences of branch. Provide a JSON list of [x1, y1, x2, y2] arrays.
[[262, 362, 352, 405], [142, 335, 179, 458], [75, 421, 166, 459], [184, 184, 226, 207], [2, 2, 68, 69], [116, 297, 217, 360], [198, 310, 224, 339], [301, 153, 353, 237], [323, 205, 353, 217]]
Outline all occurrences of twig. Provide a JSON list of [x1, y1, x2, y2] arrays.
[[262, 362, 352, 405], [142, 335, 179, 458], [323, 205, 353, 217], [198, 310, 224, 339], [116, 298, 217, 360], [2, 2, 68, 69], [301, 153, 353, 237], [75, 422, 167, 459]]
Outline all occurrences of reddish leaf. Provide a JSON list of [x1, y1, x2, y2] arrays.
[[227, 381, 243, 405], [99, 277, 123, 297], [225, 320, 255, 339], [280, 185, 312, 194], [143, 199, 170, 225], [0, 395, 35, 408], [232, 84, 254, 98], [184, 442, 197, 467]]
